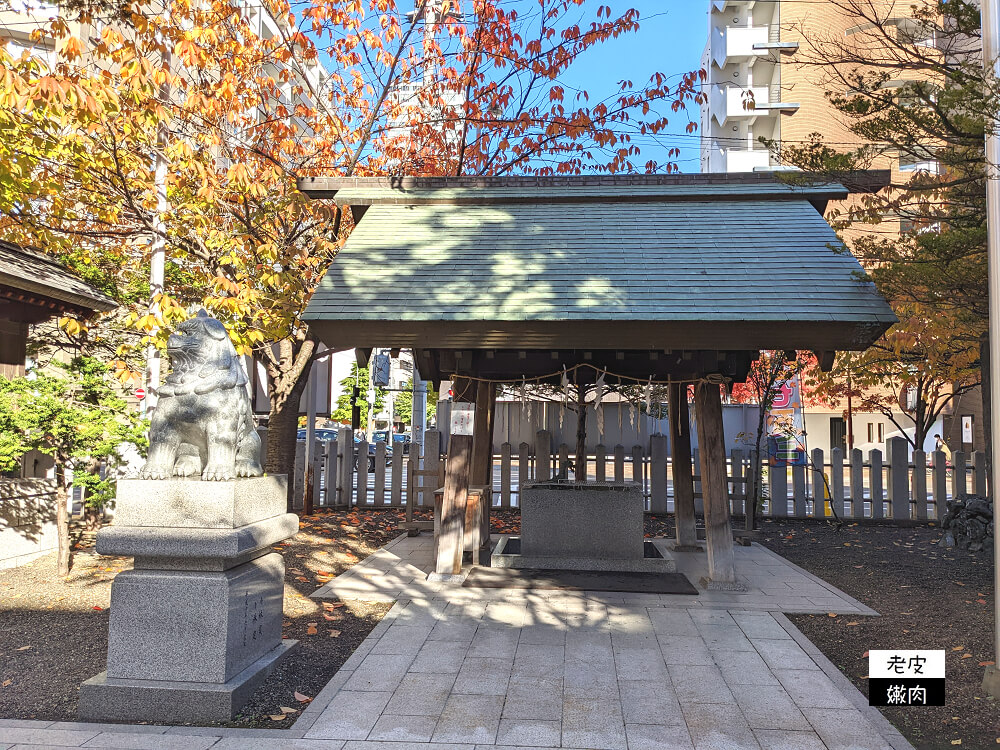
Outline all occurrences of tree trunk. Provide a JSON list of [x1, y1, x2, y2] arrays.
[[575, 383, 587, 482], [261, 336, 317, 511], [55, 462, 71, 576], [982, 332, 993, 501], [267, 394, 304, 512]]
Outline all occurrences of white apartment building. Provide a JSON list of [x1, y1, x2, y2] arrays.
[[699, 0, 800, 173]]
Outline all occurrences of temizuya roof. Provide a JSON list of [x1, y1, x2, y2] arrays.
[[298, 174, 895, 353]]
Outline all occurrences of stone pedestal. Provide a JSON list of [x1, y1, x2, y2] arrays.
[[492, 482, 675, 573], [80, 476, 298, 724]]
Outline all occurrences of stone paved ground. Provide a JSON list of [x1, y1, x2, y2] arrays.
[[0, 535, 914, 750]]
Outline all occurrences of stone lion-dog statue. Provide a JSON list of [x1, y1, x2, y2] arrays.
[[139, 310, 264, 481]]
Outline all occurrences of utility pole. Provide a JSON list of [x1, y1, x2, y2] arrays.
[[145, 5, 171, 417], [981, 0, 1000, 699], [408, 0, 447, 452]]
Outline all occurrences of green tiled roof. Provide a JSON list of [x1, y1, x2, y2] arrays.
[[305, 200, 895, 325]]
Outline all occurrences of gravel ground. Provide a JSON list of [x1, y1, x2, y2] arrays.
[[753, 518, 998, 750], [1, 508, 995, 747], [0, 508, 426, 728]]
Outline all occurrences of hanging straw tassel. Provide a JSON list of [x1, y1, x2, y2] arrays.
[[559, 367, 568, 429], [520, 377, 528, 425], [595, 372, 606, 437]]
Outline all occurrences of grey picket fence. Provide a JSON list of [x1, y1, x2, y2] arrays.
[[289, 429, 982, 523]]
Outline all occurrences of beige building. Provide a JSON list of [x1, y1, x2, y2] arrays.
[[699, 0, 970, 455]]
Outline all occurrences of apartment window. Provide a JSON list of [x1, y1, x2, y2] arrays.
[[878, 424, 885, 443], [898, 153, 939, 174], [867, 423, 874, 443]]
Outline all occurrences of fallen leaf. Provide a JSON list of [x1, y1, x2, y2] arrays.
[[329, 629, 341, 637], [1, 679, 11, 687], [92, 605, 103, 611], [268, 714, 287, 721], [980, 661, 995, 667], [827, 613, 837, 618], [16, 646, 30, 651], [306, 625, 318, 636], [978, 599, 987, 605], [294, 691, 313, 703], [962, 653, 973, 659], [844, 622, 859, 627], [279, 706, 298, 714], [952, 646, 965, 651], [951, 740, 961, 746]]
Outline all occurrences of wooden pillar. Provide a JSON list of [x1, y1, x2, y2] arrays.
[[437, 404, 473, 575], [669, 382, 698, 548], [694, 381, 736, 584], [470, 381, 496, 487]]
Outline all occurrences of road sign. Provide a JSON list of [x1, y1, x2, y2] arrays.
[[134, 387, 146, 400]]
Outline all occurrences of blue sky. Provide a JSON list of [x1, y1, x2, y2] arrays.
[[557, 1, 709, 173]]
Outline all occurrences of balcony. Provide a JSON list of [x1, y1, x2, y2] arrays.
[[725, 148, 772, 172], [711, 25, 770, 67], [710, 85, 800, 125]]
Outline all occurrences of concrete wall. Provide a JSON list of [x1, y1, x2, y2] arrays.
[[491, 401, 760, 455], [0, 478, 58, 570]]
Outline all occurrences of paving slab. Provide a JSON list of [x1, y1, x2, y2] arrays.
[[0, 534, 912, 750], [624, 724, 695, 750]]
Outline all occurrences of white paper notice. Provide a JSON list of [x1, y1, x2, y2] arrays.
[[450, 403, 475, 436]]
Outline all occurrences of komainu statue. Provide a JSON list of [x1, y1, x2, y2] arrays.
[[139, 310, 263, 481]]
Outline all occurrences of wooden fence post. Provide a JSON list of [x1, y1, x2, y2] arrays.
[[500, 442, 512, 508], [791, 461, 807, 517], [613, 445, 626, 483], [424, 430, 442, 505], [631, 445, 644, 496], [390, 447, 403, 506], [356, 439, 369, 507], [731, 448, 745, 516], [536, 430, 552, 481], [373, 442, 386, 506], [912, 449, 927, 519], [336, 428, 353, 507], [321, 441, 334, 507], [518, 442, 531, 505], [595, 445, 607, 483], [886, 437, 909, 520], [810, 448, 825, 518], [558, 443, 570, 477], [849, 448, 864, 518], [973, 451, 987, 495], [952, 450, 967, 499], [649, 434, 667, 513], [932, 450, 948, 519], [870, 449, 884, 519], [770, 462, 787, 517], [830, 447, 844, 518]]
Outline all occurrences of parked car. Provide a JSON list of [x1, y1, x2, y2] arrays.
[[373, 430, 412, 455], [296, 428, 392, 472]]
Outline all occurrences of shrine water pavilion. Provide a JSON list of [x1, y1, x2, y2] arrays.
[[297, 173, 895, 587]]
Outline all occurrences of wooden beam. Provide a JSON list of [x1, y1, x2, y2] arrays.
[[695, 381, 736, 584], [669, 382, 698, 549]]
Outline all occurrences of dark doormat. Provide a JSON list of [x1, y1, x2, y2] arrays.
[[463, 567, 699, 594]]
